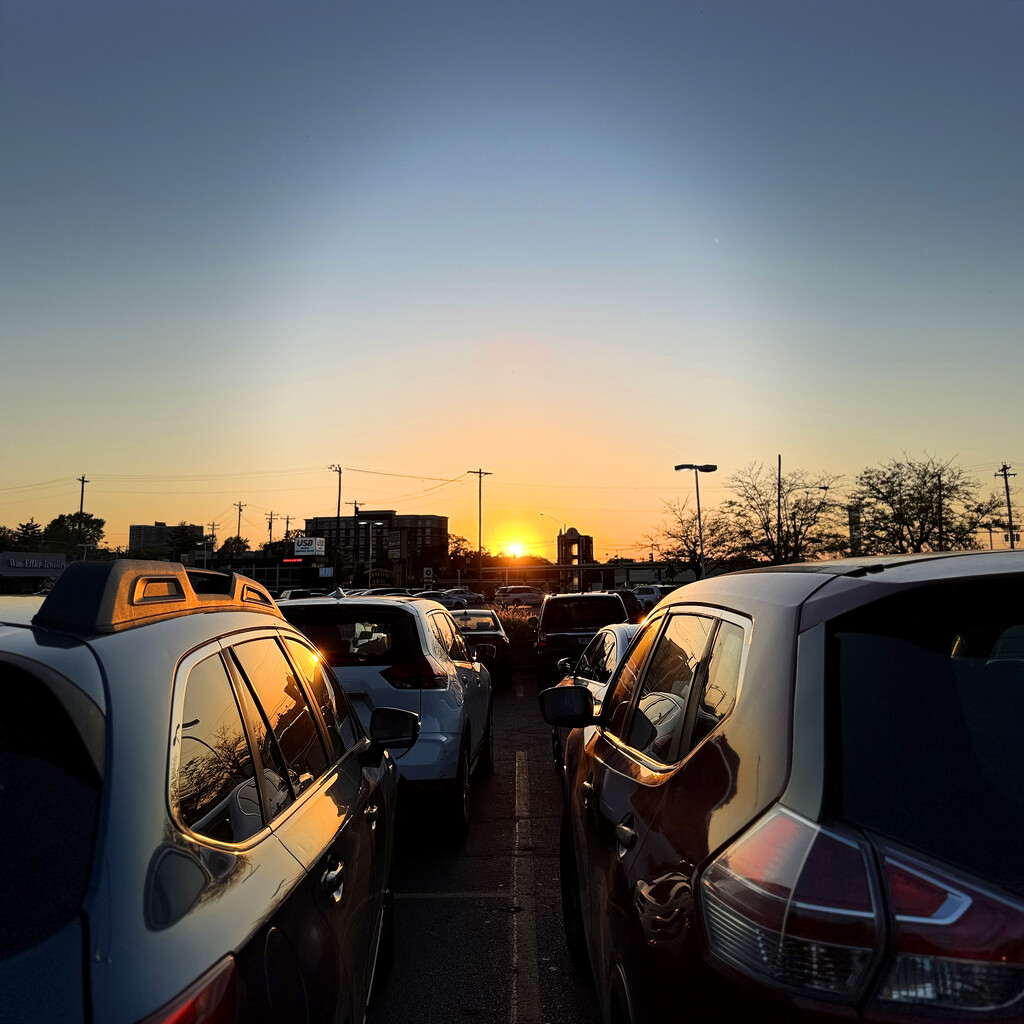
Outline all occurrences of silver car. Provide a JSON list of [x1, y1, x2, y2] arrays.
[[280, 596, 494, 840]]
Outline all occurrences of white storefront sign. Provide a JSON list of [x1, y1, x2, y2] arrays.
[[294, 536, 326, 556]]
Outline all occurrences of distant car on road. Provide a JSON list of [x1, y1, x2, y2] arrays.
[[542, 551, 1024, 1024], [443, 587, 485, 607], [631, 583, 680, 612], [494, 585, 545, 607], [531, 592, 629, 682], [450, 608, 513, 685]]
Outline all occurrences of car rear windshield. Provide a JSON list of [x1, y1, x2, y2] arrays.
[[0, 663, 104, 957], [281, 605, 421, 666], [452, 612, 500, 632], [541, 596, 626, 631], [829, 577, 1024, 888]]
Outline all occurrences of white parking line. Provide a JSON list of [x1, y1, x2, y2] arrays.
[[512, 750, 541, 1024]]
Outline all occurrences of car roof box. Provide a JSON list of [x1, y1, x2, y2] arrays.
[[33, 560, 280, 634]]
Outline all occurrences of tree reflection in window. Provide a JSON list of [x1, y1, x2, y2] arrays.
[[177, 655, 262, 843]]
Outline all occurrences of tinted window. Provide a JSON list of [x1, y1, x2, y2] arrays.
[[284, 638, 359, 761], [603, 621, 659, 738], [281, 605, 421, 666], [452, 611, 501, 633], [232, 639, 328, 796], [577, 632, 612, 684], [624, 614, 714, 764], [177, 654, 262, 843], [831, 580, 1024, 886], [690, 620, 745, 748], [0, 664, 103, 958], [541, 596, 627, 630]]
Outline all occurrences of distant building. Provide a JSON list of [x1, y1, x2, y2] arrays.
[[128, 521, 203, 553], [304, 510, 448, 583]]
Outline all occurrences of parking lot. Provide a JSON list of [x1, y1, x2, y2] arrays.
[[374, 667, 599, 1024]]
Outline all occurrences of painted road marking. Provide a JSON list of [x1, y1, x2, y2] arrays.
[[512, 750, 541, 1024]]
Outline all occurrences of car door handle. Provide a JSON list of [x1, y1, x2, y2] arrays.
[[614, 823, 637, 853], [364, 804, 378, 830], [581, 779, 594, 809], [321, 860, 345, 903]]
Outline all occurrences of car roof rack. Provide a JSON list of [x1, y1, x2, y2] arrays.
[[33, 560, 281, 634]]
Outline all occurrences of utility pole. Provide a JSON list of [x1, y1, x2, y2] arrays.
[[329, 464, 343, 583], [996, 463, 1017, 550], [76, 474, 90, 559], [207, 521, 219, 566], [777, 455, 783, 563], [936, 473, 943, 551], [467, 468, 492, 592], [266, 511, 277, 547], [235, 501, 246, 539]]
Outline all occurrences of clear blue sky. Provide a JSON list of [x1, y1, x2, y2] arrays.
[[2, 0, 1022, 554]]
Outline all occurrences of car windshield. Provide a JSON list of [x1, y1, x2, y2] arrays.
[[829, 578, 1024, 889], [542, 597, 626, 630], [281, 605, 421, 667]]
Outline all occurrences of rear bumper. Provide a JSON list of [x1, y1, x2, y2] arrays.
[[390, 730, 461, 782]]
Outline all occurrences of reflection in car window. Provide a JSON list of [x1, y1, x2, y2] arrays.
[[232, 639, 329, 796], [625, 614, 714, 765], [177, 655, 262, 843], [603, 622, 659, 739], [284, 639, 359, 762], [691, 621, 745, 745], [578, 632, 611, 684]]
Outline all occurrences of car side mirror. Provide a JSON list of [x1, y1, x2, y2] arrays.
[[527, 616, 539, 628], [471, 643, 496, 663], [556, 657, 573, 675], [369, 707, 421, 751], [538, 685, 597, 728]]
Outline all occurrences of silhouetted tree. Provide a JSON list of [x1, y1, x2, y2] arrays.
[[42, 512, 105, 556], [217, 535, 250, 559], [851, 454, 999, 554]]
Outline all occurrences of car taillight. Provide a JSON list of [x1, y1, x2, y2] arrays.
[[537, 633, 546, 649], [381, 655, 449, 689], [138, 956, 237, 1024], [875, 851, 1024, 1011], [699, 806, 881, 1000]]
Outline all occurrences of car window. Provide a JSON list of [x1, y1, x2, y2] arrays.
[[280, 605, 421, 666], [434, 613, 470, 661], [623, 614, 715, 765], [283, 638, 359, 761], [176, 654, 263, 844], [231, 639, 329, 797], [453, 612, 499, 632], [603, 619, 660, 739], [577, 632, 611, 684], [689, 620, 746, 750], [542, 595, 626, 630]]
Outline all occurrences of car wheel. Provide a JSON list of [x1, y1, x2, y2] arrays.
[[560, 809, 588, 968], [479, 703, 495, 776], [446, 741, 471, 844], [454, 600, 466, 609]]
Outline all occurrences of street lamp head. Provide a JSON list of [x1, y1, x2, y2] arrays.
[[674, 463, 717, 473]]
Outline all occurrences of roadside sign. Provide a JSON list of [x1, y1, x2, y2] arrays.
[[295, 537, 325, 556]]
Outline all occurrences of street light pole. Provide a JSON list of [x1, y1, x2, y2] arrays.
[[674, 463, 717, 579], [328, 464, 342, 582], [467, 469, 492, 593]]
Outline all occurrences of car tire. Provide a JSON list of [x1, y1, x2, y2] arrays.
[[446, 740, 471, 844], [560, 809, 589, 968], [454, 601, 466, 609], [479, 703, 495, 776]]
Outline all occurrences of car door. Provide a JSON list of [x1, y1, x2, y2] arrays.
[[432, 611, 488, 755], [282, 635, 395, 1000], [580, 612, 718, 1013], [229, 635, 378, 1022]]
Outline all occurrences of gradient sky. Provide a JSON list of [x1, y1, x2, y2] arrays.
[[2, 0, 1022, 557]]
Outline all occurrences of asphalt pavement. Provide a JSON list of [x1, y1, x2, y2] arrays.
[[371, 667, 601, 1024]]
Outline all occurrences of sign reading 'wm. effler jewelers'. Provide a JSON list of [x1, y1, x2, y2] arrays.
[[1, 552, 67, 577]]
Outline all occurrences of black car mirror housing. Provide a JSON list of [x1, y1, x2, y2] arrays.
[[538, 685, 597, 727], [369, 707, 421, 750]]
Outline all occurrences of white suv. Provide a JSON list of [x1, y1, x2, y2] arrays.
[[280, 596, 494, 840], [494, 585, 545, 607]]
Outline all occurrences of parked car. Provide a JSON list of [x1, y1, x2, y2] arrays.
[[0, 560, 419, 1024], [548, 622, 641, 766], [442, 586, 485, 607], [631, 583, 680, 612], [540, 551, 1024, 1024], [494, 584, 545, 607], [603, 587, 645, 624], [450, 607, 513, 685], [531, 592, 629, 682], [279, 596, 493, 839]]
